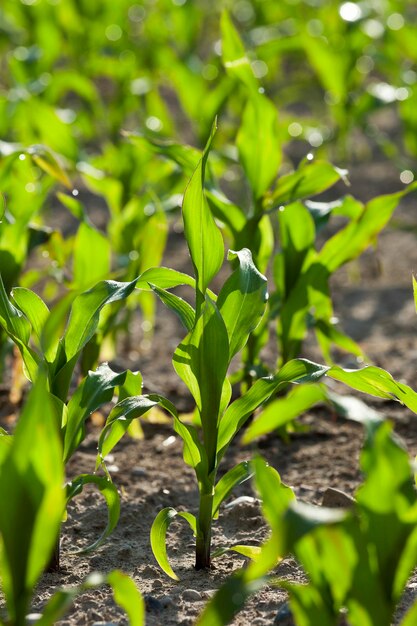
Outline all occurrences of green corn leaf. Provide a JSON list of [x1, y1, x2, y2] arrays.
[[136, 267, 195, 291], [36, 571, 144, 626], [182, 122, 224, 309], [266, 161, 346, 209], [285, 583, 341, 626], [315, 318, 366, 364], [243, 383, 328, 443], [196, 569, 264, 626], [274, 201, 316, 300], [40, 291, 77, 364], [254, 213, 275, 275], [66, 474, 120, 554], [357, 421, 417, 600], [303, 35, 347, 102], [413, 275, 417, 313], [212, 461, 253, 518], [217, 359, 330, 462], [57, 191, 87, 222], [221, 11, 258, 92], [64, 363, 129, 463], [319, 183, 417, 272], [72, 222, 111, 290], [150, 284, 195, 331], [217, 249, 267, 359], [326, 365, 417, 413], [277, 261, 330, 364], [227, 545, 261, 560], [11, 287, 49, 344], [150, 507, 197, 581], [0, 431, 12, 465], [106, 570, 145, 626], [211, 544, 262, 560], [173, 298, 229, 468], [63, 278, 138, 361], [28, 145, 72, 188], [117, 369, 143, 401], [0, 272, 31, 345], [253, 456, 296, 531], [206, 189, 246, 239], [327, 392, 382, 424], [125, 131, 201, 175], [237, 94, 280, 200], [0, 373, 65, 626], [97, 395, 159, 463]]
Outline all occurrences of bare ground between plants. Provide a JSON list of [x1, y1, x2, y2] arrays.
[[2, 159, 417, 625]]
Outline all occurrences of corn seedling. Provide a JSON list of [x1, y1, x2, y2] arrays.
[[198, 408, 417, 626], [0, 274, 142, 569], [0, 373, 144, 626]]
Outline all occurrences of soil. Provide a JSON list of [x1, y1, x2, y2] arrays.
[[2, 154, 417, 625]]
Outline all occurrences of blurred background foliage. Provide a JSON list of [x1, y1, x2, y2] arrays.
[[0, 0, 416, 363]]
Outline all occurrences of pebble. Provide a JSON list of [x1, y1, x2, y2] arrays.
[[322, 487, 355, 508], [152, 578, 163, 589], [26, 614, 43, 624], [132, 466, 147, 477], [91, 623, 118, 626], [182, 588, 202, 602]]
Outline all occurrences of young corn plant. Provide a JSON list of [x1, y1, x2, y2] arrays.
[[0, 372, 144, 626], [0, 274, 146, 569], [93, 125, 328, 576], [99, 123, 417, 578], [217, 11, 417, 376], [197, 408, 417, 626]]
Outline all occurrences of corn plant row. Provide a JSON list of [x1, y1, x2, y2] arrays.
[[1, 12, 417, 625], [2, 115, 417, 625]]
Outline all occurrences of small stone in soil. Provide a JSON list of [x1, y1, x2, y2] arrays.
[[26, 614, 43, 624], [322, 487, 355, 508], [152, 578, 163, 589], [91, 623, 118, 626], [182, 588, 202, 602], [131, 466, 147, 477]]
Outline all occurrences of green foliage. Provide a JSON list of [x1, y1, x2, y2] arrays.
[[1, 1, 417, 622], [0, 373, 144, 626], [0, 276, 142, 564], [0, 373, 65, 626], [198, 417, 417, 626]]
